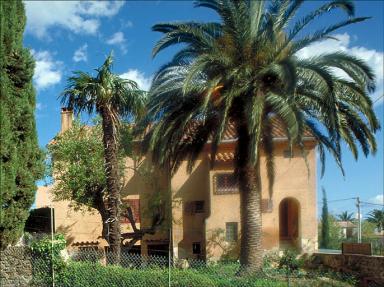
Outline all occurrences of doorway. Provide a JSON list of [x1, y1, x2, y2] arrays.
[[279, 197, 300, 249]]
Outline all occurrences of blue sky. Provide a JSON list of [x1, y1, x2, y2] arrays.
[[23, 1, 383, 218]]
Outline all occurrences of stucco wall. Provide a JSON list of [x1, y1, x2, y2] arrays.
[[171, 158, 210, 259], [205, 141, 317, 260], [35, 139, 317, 259]]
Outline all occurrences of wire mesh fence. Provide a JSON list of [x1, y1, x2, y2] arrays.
[[24, 248, 362, 287]]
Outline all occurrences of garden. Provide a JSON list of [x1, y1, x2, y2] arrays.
[[29, 235, 357, 287]]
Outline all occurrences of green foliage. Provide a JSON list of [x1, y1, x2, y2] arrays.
[[31, 259, 356, 287], [140, 0, 379, 268], [0, 0, 44, 249], [361, 220, 376, 238], [319, 215, 343, 250], [337, 211, 354, 222], [47, 119, 136, 212], [30, 233, 66, 257], [141, 0, 379, 183], [278, 250, 303, 273], [60, 54, 147, 258], [320, 188, 330, 248], [206, 228, 240, 262], [367, 209, 384, 232], [39, 261, 287, 287], [47, 120, 106, 211], [30, 234, 67, 287]]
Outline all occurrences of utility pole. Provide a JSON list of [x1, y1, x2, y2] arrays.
[[356, 197, 361, 243]]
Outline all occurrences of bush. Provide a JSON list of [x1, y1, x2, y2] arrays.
[[30, 234, 67, 287], [278, 249, 303, 273], [30, 253, 356, 287], [49, 261, 287, 287]]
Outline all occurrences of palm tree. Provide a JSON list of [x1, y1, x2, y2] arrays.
[[367, 209, 384, 232], [61, 54, 146, 263], [140, 0, 379, 272], [337, 211, 355, 222]]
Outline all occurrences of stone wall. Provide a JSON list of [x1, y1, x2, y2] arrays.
[[0, 247, 33, 287], [312, 253, 384, 286]]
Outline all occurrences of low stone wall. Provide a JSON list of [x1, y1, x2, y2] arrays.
[[312, 253, 384, 285], [0, 247, 33, 287]]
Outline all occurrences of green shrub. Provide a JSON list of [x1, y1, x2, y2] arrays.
[[278, 249, 303, 274], [30, 234, 67, 287], [31, 256, 356, 287], [50, 261, 287, 287]]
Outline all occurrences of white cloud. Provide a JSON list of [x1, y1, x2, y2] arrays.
[[31, 50, 62, 90], [24, 1, 125, 39], [120, 19, 133, 29], [106, 32, 127, 54], [106, 32, 125, 45], [36, 103, 46, 111], [120, 69, 152, 91], [73, 44, 88, 62], [369, 194, 384, 205], [296, 33, 384, 104]]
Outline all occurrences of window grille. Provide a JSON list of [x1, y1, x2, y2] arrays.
[[78, 246, 98, 252], [214, 173, 238, 194], [225, 222, 238, 242]]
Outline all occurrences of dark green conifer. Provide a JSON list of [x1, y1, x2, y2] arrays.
[[0, 0, 44, 249], [320, 188, 330, 249]]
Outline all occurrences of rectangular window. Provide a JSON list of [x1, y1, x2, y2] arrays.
[[194, 201, 204, 213], [121, 199, 140, 223], [226, 222, 238, 242], [192, 242, 201, 254], [184, 201, 205, 215], [214, 173, 238, 194]]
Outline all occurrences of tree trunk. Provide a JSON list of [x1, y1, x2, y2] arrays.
[[101, 108, 121, 264], [236, 121, 263, 273], [95, 190, 109, 241]]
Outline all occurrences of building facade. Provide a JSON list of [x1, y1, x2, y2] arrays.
[[35, 109, 318, 260]]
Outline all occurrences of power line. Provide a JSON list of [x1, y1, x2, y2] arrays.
[[317, 197, 357, 205], [360, 201, 384, 207], [373, 94, 384, 104], [327, 197, 357, 203]]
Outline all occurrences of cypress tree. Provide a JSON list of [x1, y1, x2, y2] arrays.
[[0, 0, 44, 249], [320, 187, 330, 249]]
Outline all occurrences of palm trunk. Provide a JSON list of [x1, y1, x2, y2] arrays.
[[101, 108, 121, 264], [236, 121, 263, 273]]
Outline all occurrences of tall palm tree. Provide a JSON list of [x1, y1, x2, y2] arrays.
[[61, 54, 146, 263], [337, 211, 355, 222], [140, 0, 379, 272], [367, 209, 384, 232]]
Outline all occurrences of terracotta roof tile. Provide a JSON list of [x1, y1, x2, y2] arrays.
[[184, 118, 314, 142], [208, 152, 234, 163]]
